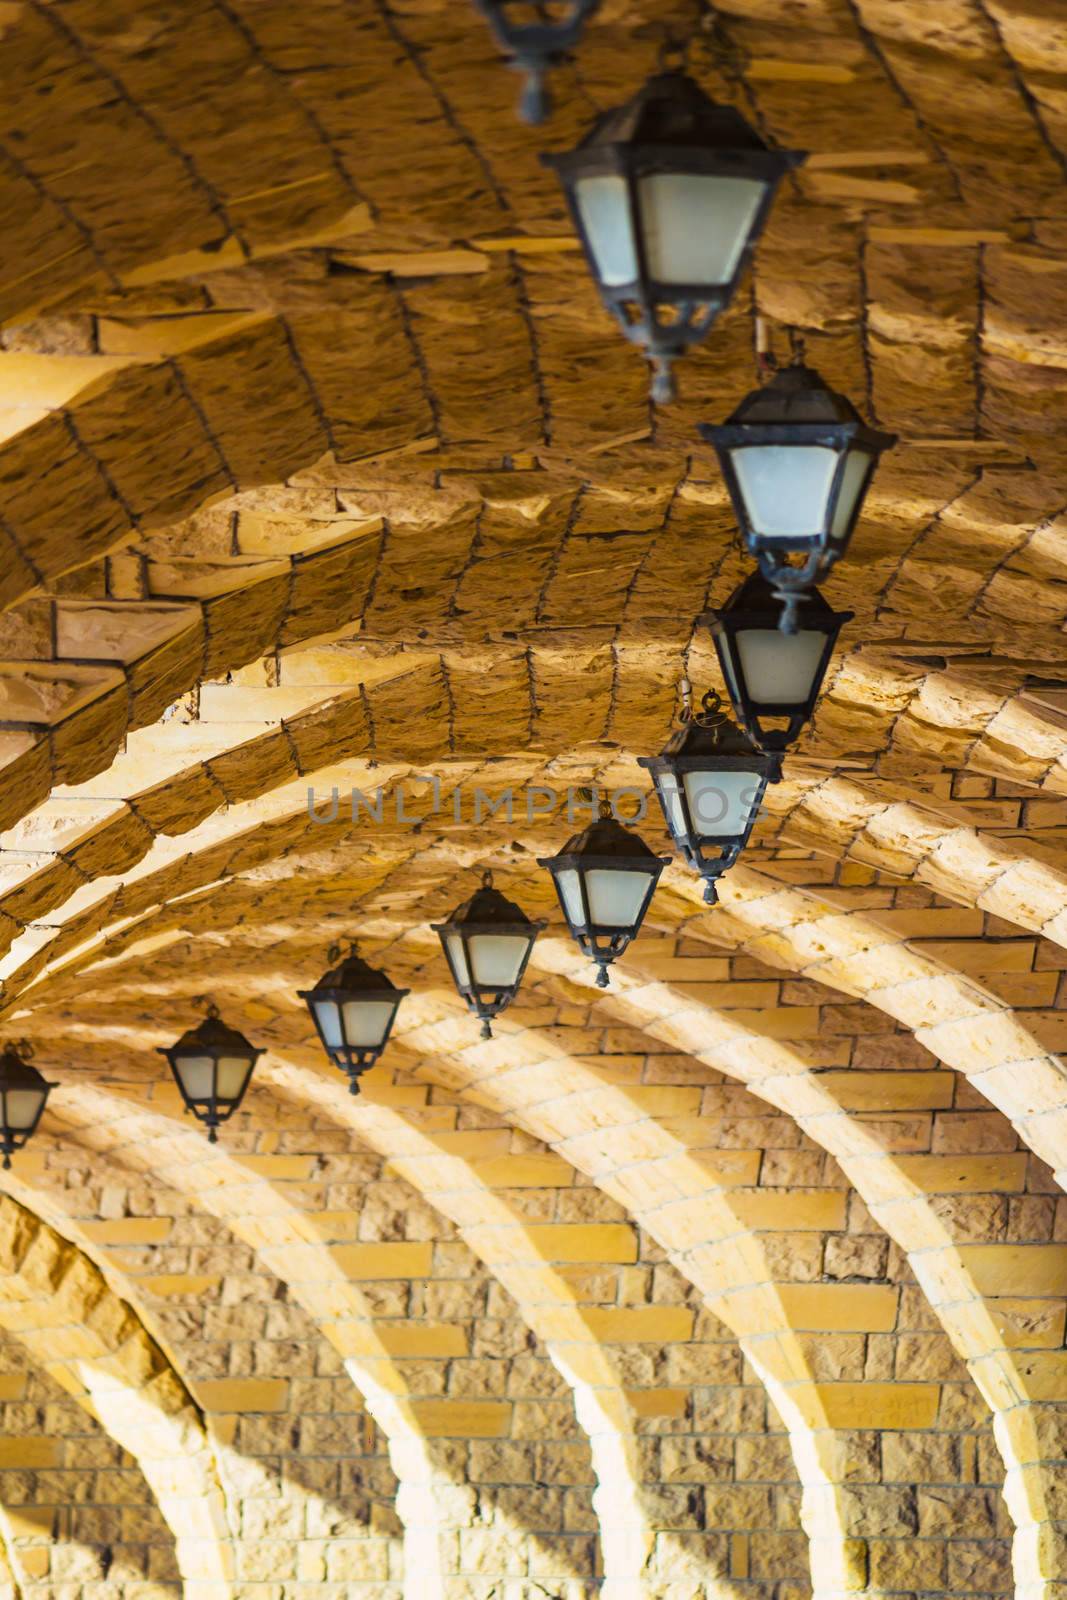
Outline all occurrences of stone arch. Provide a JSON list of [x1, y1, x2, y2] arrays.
[[3, 1080, 649, 1599], [0, 1190, 233, 1599], [567, 946, 1067, 1600], [20, 819, 1067, 1593], [9, 945, 862, 1600]]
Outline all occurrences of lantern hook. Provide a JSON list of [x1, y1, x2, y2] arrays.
[[787, 327, 807, 367], [206, 1003, 220, 1021], [481, 869, 494, 889], [327, 942, 342, 965], [655, 28, 688, 71], [693, 690, 729, 730]]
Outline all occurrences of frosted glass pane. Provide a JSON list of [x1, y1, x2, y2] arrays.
[[175, 1054, 213, 1099], [575, 175, 638, 286], [658, 771, 685, 836], [469, 934, 529, 987], [736, 629, 827, 705], [830, 449, 872, 538], [586, 868, 652, 926], [683, 770, 759, 837], [639, 173, 765, 284], [557, 868, 586, 927], [217, 1056, 251, 1098], [732, 445, 838, 536], [342, 1000, 395, 1047], [3, 1089, 43, 1130], [446, 933, 470, 987], [314, 999, 342, 1047]]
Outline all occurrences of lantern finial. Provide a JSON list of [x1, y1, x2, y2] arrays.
[[651, 357, 677, 405], [520, 69, 549, 126]]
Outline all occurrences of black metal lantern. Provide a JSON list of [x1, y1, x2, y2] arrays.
[[299, 946, 409, 1094], [157, 1005, 262, 1142], [537, 800, 669, 986], [0, 1042, 54, 1169], [432, 870, 546, 1039], [542, 72, 805, 401], [472, 0, 600, 123], [700, 361, 896, 630], [701, 570, 853, 753], [639, 690, 782, 904]]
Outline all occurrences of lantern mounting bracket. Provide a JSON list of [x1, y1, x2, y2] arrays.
[[472, 0, 601, 124]]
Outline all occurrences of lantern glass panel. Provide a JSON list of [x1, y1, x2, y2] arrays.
[[657, 771, 684, 835], [575, 175, 637, 285], [313, 999, 342, 1047], [467, 933, 531, 987], [732, 444, 838, 536], [218, 1057, 253, 1097], [4, 1088, 45, 1130], [557, 868, 585, 926], [445, 933, 470, 986], [342, 1000, 397, 1047], [736, 627, 828, 705], [683, 769, 760, 836], [176, 1055, 214, 1099], [831, 448, 872, 537], [585, 867, 654, 925], [639, 173, 766, 284]]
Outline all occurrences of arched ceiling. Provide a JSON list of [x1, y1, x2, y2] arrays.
[[3, 4, 1067, 1600]]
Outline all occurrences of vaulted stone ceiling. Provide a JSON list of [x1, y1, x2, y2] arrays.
[[1, 2, 1067, 1599]]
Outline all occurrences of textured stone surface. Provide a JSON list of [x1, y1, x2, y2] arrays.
[[3, 3, 1067, 1599]]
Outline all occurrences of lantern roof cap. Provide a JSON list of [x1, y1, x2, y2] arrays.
[[729, 362, 865, 426], [0, 1048, 52, 1091], [545, 812, 670, 865], [165, 1011, 260, 1057], [571, 71, 790, 157], [431, 881, 545, 935], [654, 709, 767, 761], [707, 363, 897, 449], [301, 950, 409, 999]]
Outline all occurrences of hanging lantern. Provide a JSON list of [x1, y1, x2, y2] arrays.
[[639, 690, 782, 904], [157, 1005, 262, 1142], [299, 946, 409, 1094], [538, 799, 668, 986], [0, 1042, 54, 1170], [701, 570, 852, 753], [432, 870, 545, 1039], [700, 360, 895, 630], [472, 0, 600, 123], [542, 71, 805, 401]]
